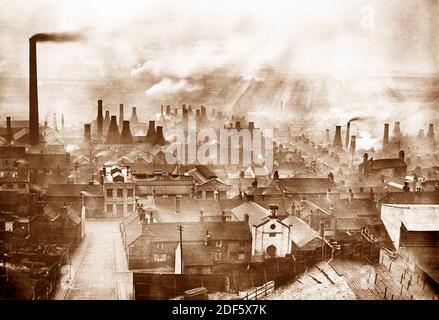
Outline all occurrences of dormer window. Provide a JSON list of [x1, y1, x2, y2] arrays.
[[155, 242, 164, 250]]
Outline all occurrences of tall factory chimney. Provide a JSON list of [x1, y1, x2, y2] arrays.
[[345, 122, 350, 151], [166, 105, 171, 116], [130, 107, 139, 124], [61, 114, 64, 130], [325, 129, 330, 144], [383, 123, 389, 148], [427, 123, 436, 149], [349, 135, 356, 157], [195, 109, 202, 127], [120, 120, 133, 144], [392, 121, 401, 142], [52, 113, 57, 131], [200, 106, 207, 123], [105, 115, 120, 144], [154, 126, 166, 146], [119, 104, 124, 127], [6, 116, 12, 145], [83, 124, 91, 143], [104, 110, 110, 132], [29, 38, 39, 145], [332, 125, 343, 149], [145, 120, 157, 144], [97, 100, 103, 138]]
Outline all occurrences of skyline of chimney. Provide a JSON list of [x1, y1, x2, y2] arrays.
[[383, 123, 389, 148], [345, 122, 350, 151], [154, 126, 166, 146], [83, 123, 91, 143], [105, 115, 120, 144], [120, 120, 133, 144], [119, 104, 124, 127], [29, 38, 39, 145], [131, 107, 139, 123], [145, 120, 157, 144], [6, 116, 12, 145], [332, 125, 343, 149], [97, 99, 103, 138]]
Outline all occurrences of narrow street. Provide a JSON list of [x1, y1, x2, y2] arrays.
[[54, 219, 132, 300]]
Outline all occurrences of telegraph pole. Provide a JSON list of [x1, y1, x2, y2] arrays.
[[178, 225, 184, 274]]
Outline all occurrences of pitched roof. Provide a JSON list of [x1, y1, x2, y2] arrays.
[[307, 198, 379, 218], [384, 204, 439, 231], [141, 221, 251, 242], [0, 146, 27, 157], [27, 153, 73, 170], [271, 178, 336, 194], [360, 158, 407, 170], [231, 201, 270, 226], [282, 215, 321, 248]]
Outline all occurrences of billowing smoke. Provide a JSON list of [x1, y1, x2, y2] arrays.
[[30, 32, 83, 43], [348, 116, 372, 123], [145, 78, 203, 99]]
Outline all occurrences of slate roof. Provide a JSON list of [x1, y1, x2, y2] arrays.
[[282, 215, 322, 248], [271, 178, 336, 194], [141, 221, 251, 242], [380, 192, 439, 205], [360, 158, 407, 170], [230, 201, 270, 226]]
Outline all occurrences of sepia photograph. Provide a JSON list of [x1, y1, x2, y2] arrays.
[[0, 0, 439, 308]]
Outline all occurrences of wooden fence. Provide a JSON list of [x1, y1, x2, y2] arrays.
[[240, 281, 275, 300]]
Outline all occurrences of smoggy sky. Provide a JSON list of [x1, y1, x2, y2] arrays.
[[0, 0, 438, 129]]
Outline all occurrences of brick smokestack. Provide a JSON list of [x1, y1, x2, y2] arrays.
[[105, 115, 120, 144], [332, 125, 343, 149], [52, 113, 57, 131], [154, 126, 166, 146], [83, 124, 91, 143], [195, 109, 201, 127], [383, 123, 389, 148], [392, 121, 401, 142], [29, 38, 39, 145], [349, 135, 356, 157], [119, 104, 124, 127], [130, 107, 139, 123], [427, 123, 436, 149], [325, 129, 330, 144], [104, 110, 110, 132], [29, 33, 81, 146], [6, 116, 12, 145], [200, 106, 207, 123], [61, 114, 64, 130], [345, 122, 350, 151], [166, 105, 171, 116], [145, 120, 157, 144], [120, 120, 133, 144], [97, 100, 103, 138]]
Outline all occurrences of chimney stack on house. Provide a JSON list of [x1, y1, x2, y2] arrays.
[[83, 124, 91, 143], [145, 120, 157, 144], [399, 150, 405, 162], [332, 125, 343, 149], [105, 116, 120, 144], [97, 99, 103, 138], [6, 116, 12, 145], [120, 120, 133, 144]]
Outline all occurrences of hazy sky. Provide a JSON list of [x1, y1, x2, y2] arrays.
[[0, 0, 438, 126]]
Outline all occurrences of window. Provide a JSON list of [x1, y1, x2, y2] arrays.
[[239, 241, 245, 247], [214, 251, 223, 261], [7, 184, 14, 190], [18, 184, 26, 189], [127, 204, 134, 212], [117, 189, 124, 198], [155, 242, 164, 250], [269, 233, 276, 237], [238, 250, 246, 260], [215, 240, 223, 248], [153, 253, 167, 262], [107, 189, 113, 197], [270, 224, 276, 230], [117, 204, 124, 215], [127, 189, 134, 197], [106, 204, 113, 213]]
